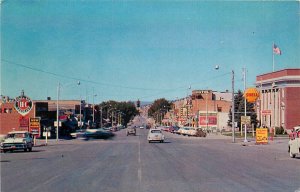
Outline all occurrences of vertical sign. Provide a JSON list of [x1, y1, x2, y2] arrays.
[[30, 118, 41, 137], [19, 116, 29, 131]]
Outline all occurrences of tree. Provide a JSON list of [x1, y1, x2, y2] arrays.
[[97, 100, 139, 127], [228, 90, 258, 130], [148, 98, 172, 124]]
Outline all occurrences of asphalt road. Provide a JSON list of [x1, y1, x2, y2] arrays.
[[1, 128, 300, 192]]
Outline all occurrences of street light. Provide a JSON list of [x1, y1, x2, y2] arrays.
[[56, 81, 80, 141], [107, 108, 116, 126]]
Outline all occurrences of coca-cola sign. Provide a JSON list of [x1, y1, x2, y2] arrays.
[[14, 91, 33, 116]]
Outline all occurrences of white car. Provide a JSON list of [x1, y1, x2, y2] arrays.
[[147, 129, 165, 143], [288, 126, 300, 158], [0, 131, 33, 153], [179, 127, 192, 136]]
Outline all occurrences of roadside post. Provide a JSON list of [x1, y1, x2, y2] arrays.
[[45, 126, 48, 145]]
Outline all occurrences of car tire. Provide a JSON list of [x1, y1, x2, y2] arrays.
[[290, 151, 296, 158], [148, 141, 151, 143], [161, 140, 164, 143], [24, 148, 28, 152]]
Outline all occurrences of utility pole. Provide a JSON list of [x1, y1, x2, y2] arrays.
[[232, 70, 235, 143], [243, 67, 248, 143]]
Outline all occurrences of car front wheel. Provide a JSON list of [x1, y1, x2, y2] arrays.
[[290, 151, 296, 158]]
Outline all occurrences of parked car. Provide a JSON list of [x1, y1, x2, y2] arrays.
[[195, 128, 207, 137], [127, 127, 136, 136], [176, 127, 185, 135], [186, 128, 197, 136], [147, 129, 165, 143], [162, 126, 170, 132], [288, 126, 300, 158], [171, 126, 180, 134], [1, 131, 33, 153], [179, 127, 192, 136]]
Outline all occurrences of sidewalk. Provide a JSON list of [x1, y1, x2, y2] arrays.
[[34, 138, 74, 147]]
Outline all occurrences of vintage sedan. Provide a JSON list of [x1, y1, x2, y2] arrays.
[[147, 129, 165, 143], [288, 126, 300, 158], [1, 131, 33, 153], [127, 127, 136, 136]]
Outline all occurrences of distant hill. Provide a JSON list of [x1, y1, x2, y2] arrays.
[[141, 101, 153, 106]]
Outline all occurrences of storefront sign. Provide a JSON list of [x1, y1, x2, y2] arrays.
[[14, 91, 33, 116], [30, 118, 41, 136], [256, 128, 268, 144], [261, 110, 271, 115], [19, 116, 29, 130], [241, 116, 251, 125]]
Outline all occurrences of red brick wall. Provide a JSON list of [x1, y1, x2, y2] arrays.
[[191, 99, 231, 115], [0, 103, 35, 135], [285, 87, 300, 129]]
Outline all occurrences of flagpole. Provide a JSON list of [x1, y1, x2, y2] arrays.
[[272, 42, 275, 72]]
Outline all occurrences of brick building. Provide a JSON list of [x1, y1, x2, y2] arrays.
[[255, 68, 300, 131], [169, 90, 232, 129], [0, 96, 35, 135], [0, 95, 82, 136]]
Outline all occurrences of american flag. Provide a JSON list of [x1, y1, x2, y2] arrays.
[[273, 44, 282, 55]]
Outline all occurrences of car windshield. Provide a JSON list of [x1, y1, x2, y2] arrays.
[[7, 133, 25, 138]]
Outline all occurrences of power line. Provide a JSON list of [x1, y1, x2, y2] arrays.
[[2, 59, 172, 91]]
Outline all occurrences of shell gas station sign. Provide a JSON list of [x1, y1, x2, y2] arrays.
[[244, 88, 260, 103]]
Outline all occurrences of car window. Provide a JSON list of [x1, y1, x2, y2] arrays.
[[151, 130, 161, 133], [9, 133, 25, 138]]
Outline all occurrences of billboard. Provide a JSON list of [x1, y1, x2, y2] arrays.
[[199, 116, 217, 126]]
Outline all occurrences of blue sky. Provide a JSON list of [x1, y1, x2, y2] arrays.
[[1, 1, 299, 103]]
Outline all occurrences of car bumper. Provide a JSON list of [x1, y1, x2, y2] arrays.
[[1, 143, 27, 150]]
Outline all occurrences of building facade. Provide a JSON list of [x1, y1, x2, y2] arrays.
[[255, 69, 300, 131], [168, 90, 232, 129], [0, 95, 82, 136]]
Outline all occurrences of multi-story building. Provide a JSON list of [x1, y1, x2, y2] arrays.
[[255, 68, 300, 131], [170, 90, 232, 129]]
